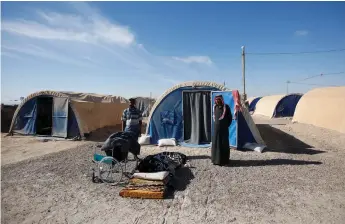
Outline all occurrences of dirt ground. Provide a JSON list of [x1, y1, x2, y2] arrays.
[[1, 134, 88, 166], [2, 116, 345, 224]]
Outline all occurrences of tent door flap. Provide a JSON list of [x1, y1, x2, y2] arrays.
[[52, 97, 69, 138], [211, 91, 238, 147]]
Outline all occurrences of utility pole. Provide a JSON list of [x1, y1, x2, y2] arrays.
[[286, 81, 290, 94], [241, 46, 247, 101]]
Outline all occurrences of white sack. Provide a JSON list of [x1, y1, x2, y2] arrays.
[[158, 138, 176, 147], [243, 143, 266, 153], [133, 171, 169, 181]]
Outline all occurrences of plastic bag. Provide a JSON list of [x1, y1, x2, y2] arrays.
[[243, 142, 266, 153], [138, 135, 151, 145]]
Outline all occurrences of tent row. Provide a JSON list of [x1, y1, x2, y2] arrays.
[[10, 83, 344, 143], [246, 86, 345, 134], [252, 94, 303, 118], [246, 94, 303, 118], [9, 82, 266, 150]]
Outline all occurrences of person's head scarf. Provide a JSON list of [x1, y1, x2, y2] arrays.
[[213, 95, 226, 120]]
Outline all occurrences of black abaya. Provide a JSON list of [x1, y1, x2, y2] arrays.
[[211, 104, 232, 165]]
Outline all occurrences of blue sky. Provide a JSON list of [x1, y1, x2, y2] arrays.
[[1, 1, 345, 103]]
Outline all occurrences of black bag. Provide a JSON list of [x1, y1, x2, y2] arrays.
[[101, 131, 141, 162], [137, 152, 188, 173]]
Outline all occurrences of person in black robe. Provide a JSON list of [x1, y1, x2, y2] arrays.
[[211, 94, 233, 166]]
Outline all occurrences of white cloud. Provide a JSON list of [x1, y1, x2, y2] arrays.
[[172, 56, 213, 65], [1, 51, 23, 59], [294, 30, 309, 36], [2, 9, 135, 46], [2, 45, 95, 67], [1, 2, 224, 97]]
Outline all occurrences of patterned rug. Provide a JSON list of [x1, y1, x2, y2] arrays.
[[119, 177, 170, 199]]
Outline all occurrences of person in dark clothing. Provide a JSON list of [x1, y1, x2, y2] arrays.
[[211, 94, 233, 166]]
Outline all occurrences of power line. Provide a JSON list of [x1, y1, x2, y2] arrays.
[[286, 71, 344, 93], [246, 48, 345, 55], [297, 71, 345, 82], [288, 81, 340, 87]]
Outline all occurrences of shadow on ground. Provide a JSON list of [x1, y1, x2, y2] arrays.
[[257, 124, 325, 155], [188, 155, 211, 160], [228, 159, 322, 167], [166, 167, 195, 199], [86, 123, 148, 142]]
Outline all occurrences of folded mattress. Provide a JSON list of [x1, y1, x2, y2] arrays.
[[119, 176, 169, 199]]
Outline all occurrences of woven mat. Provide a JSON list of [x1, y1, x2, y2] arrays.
[[119, 177, 169, 199]]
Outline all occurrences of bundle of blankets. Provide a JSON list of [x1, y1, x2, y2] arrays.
[[100, 131, 141, 162], [100, 132, 188, 199], [120, 151, 188, 199]]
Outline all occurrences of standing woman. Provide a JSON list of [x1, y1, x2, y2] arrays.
[[211, 95, 233, 166]]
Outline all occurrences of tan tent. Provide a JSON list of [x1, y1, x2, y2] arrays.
[[292, 86, 345, 134], [9, 90, 129, 138], [254, 93, 303, 118]]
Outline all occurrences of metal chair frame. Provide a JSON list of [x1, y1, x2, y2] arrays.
[[92, 147, 140, 185]]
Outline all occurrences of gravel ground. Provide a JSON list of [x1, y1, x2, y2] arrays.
[[1, 133, 88, 166], [2, 118, 345, 224]]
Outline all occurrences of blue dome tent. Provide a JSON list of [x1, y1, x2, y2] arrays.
[[254, 93, 303, 118], [145, 81, 265, 148], [247, 96, 262, 112]]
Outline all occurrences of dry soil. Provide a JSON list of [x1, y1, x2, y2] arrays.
[[1, 116, 345, 224]]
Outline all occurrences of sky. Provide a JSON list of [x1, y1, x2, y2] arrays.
[[1, 1, 345, 104]]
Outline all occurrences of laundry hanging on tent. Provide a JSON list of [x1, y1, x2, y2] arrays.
[[232, 90, 242, 119]]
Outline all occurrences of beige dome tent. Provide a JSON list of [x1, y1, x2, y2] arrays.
[[292, 86, 345, 134], [9, 90, 129, 138], [254, 93, 303, 118]]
